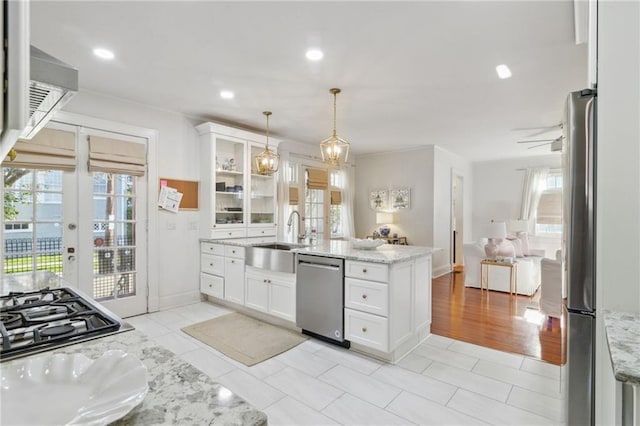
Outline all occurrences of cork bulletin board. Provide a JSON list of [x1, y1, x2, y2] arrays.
[[159, 178, 199, 210]]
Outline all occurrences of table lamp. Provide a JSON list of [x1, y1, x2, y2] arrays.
[[484, 221, 507, 260], [376, 212, 394, 237]]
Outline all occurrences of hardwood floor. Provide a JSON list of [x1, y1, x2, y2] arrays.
[[431, 271, 566, 366]]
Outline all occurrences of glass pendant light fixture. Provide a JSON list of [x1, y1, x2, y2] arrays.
[[320, 88, 350, 165], [255, 111, 280, 175]]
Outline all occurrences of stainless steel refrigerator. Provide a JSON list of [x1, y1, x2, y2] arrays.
[[563, 88, 597, 425]]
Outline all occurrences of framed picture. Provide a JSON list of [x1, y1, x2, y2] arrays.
[[391, 188, 410, 209], [369, 190, 387, 210]]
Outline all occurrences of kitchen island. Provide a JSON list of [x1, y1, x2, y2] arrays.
[[199, 238, 436, 363], [2, 330, 267, 426]]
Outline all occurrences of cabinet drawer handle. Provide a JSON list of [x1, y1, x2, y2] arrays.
[[231, 260, 235, 264], [261, 231, 264, 234], [263, 279, 267, 283], [232, 250, 236, 253], [362, 294, 367, 299], [362, 268, 367, 273], [362, 327, 367, 333], [228, 232, 232, 236], [209, 284, 212, 288], [209, 263, 214, 266]]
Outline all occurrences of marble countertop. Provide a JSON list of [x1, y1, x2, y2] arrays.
[[603, 310, 640, 386], [200, 238, 436, 264], [3, 331, 267, 426]]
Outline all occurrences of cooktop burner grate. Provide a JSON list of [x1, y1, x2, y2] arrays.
[[0, 287, 125, 361]]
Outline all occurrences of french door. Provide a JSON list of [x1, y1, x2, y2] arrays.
[[1, 123, 148, 318]]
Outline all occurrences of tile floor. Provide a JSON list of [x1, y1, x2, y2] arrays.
[[127, 302, 567, 426]]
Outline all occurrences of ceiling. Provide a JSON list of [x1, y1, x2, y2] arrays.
[[30, 1, 587, 162]]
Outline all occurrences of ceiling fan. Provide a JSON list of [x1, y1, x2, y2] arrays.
[[517, 136, 563, 151]]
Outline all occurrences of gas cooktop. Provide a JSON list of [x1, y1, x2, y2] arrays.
[[0, 287, 132, 362]]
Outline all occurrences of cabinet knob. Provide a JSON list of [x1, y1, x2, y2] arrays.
[[209, 284, 212, 288], [231, 260, 235, 264], [263, 279, 267, 283], [362, 294, 368, 299], [228, 232, 232, 236], [362, 327, 367, 333], [232, 250, 236, 253], [261, 231, 264, 234], [362, 268, 367, 273], [209, 263, 214, 266]]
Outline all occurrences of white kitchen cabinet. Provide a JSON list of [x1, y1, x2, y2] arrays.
[[344, 255, 431, 361], [269, 277, 295, 322], [197, 122, 280, 240], [245, 274, 269, 313], [224, 257, 245, 304], [200, 273, 224, 298], [245, 266, 296, 322]]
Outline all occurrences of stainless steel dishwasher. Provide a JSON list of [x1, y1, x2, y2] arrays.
[[296, 254, 349, 347]]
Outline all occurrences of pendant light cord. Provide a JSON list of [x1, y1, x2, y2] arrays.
[[333, 91, 337, 137]]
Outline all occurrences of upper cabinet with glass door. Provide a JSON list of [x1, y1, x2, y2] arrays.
[[196, 123, 280, 240], [249, 143, 276, 228]]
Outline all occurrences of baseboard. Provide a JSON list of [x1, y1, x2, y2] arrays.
[[158, 290, 201, 311], [433, 263, 452, 278]]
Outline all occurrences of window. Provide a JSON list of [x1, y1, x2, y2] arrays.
[[535, 172, 562, 234], [329, 170, 344, 238], [4, 223, 31, 231]]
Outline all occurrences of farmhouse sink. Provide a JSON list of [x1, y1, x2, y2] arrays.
[[245, 242, 308, 273]]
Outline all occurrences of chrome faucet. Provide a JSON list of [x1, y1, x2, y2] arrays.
[[287, 210, 306, 243]]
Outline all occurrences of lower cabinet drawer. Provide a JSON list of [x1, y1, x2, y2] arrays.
[[344, 308, 388, 352], [200, 273, 224, 298], [201, 253, 224, 276], [345, 260, 389, 283], [345, 278, 388, 316]]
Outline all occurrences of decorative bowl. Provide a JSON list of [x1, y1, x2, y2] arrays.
[[351, 238, 385, 250], [1, 350, 148, 426]]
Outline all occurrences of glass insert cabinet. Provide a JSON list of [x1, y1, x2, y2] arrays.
[[196, 123, 279, 240]]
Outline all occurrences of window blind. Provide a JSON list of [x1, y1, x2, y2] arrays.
[[536, 192, 562, 224], [330, 190, 342, 205], [289, 186, 299, 205], [88, 135, 146, 176], [4, 128, 76, 171], [306, 168, 328, 189]]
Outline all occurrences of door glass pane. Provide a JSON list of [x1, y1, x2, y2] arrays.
[[3, 168, 64, 278], [92, 172, 137, 301]]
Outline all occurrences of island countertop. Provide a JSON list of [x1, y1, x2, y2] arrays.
[[2, 330, 267, 426], [603, 310, 640, 386], [200, 238, 437, 264]]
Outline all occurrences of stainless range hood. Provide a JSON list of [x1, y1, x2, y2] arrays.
[[20, 45, 78, 139]]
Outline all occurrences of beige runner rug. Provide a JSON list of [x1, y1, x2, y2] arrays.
[[181, 312, 307, 366]]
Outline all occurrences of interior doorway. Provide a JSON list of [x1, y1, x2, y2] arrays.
[[451, 170, 464, 272]]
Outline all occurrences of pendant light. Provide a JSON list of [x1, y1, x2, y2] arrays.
[[320, 88, 350, 165], [255, 111, 280, 175]]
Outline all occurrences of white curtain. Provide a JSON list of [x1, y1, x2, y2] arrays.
[[341, 164, 356, 238], [276, 150, 291, 242], [520, 167, 549, 227]]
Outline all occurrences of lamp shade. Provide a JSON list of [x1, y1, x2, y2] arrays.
[[509, 219, 530, 233], [376, 212, 394, 224], [485, 222, 507, 238]]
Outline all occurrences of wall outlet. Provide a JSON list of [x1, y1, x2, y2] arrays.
[[166, 222, 176, 230], [189, 221, 199, 231]]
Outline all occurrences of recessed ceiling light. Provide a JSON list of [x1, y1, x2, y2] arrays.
[[496, 64, 512, 79], [93, 48, 115, 60], [306, 49, 324, 61], [220, 90, 235, 99]]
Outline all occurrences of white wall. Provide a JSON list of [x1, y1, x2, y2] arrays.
[[63, 91, 204, 310], [433, 146, 473, 276], [354, 145, 473, 277], [471, 154, 562, 257], [595, 1, 640, 424], [355, 146, 435, 247]]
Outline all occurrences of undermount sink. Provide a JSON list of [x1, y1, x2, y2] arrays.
[[246, 242, 308, 273]]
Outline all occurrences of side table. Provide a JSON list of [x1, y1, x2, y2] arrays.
[[480, 259, 518, 297]]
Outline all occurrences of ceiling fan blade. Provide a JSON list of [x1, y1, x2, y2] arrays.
[[516, 139, 557, 144], [527, 142, 553, 149]]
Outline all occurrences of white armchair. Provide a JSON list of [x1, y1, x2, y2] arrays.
[[463, 240, 542, 296]]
